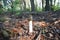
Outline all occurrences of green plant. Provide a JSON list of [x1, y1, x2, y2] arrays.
[[52, 5, 60, 11], [0, 17, 6, 22]]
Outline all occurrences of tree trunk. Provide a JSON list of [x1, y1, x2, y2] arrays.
[[23, 0, 26, 11], [35, 0, 37, 11], [50, 0, 53, 11], [54, 0, 56, 6], [45, 0, 50, 11], [0, 1, 2, 8], [3, 0, 7, 6], [42, 0, 44, 11], [30, 0, 35, 11]]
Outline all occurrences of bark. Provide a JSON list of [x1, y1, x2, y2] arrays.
[[30, 0, 35, 11], [42, 0, 44, 11], [45, 0, 50, 11], [23, 0, 26, 11]]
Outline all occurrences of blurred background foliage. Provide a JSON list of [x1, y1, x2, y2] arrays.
[[0, 0, 60, 15]]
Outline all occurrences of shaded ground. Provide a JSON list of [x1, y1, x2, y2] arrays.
[[0, 10, 60, 40]]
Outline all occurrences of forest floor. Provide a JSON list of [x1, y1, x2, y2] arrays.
[[0, 10, 60, 40]]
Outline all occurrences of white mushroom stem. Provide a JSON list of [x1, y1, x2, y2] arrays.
[[29, 20, 33, 33]]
